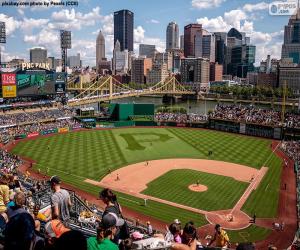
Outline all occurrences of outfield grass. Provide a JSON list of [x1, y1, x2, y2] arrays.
[[11, 127, 281, 242], [242, 153, 282, 218], [143, 169, 248, 211], [167, 128, 272, 169]]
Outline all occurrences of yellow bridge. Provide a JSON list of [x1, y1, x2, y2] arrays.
[[67, 76, 196, 107]]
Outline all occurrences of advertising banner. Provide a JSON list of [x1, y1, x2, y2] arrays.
[[71, 125, 82, 130], [176, 123, 187, 127], [14, 134, 27, 140], [55, 83, 66, 93], [2, 85, 17, 98], [27, 132, 39, 138], [41, 128, 58, 135], [1, 73, 16, 86], [58, 127, 69, 133]]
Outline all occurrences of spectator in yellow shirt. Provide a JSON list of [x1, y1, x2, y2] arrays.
[[0, 175, 10, 213], [208, 224, 230, 248]]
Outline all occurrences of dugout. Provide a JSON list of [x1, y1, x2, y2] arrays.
[[109, 103, 154, 121]]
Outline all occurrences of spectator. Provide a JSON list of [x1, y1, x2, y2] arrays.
[[0, 175, 9, 214], [207, 224, 230, 248], [45, 219, 70, 239], [54, 230, 87, 250], [49, 176, 71, 222], [6, 191, 28, 219], [87, 213, 124, 250], [171, 221, 197, 250], [4, 212, 44, 250], [99, 188, 129, 242], [146, 221, 153, 235], [236, 242, 255, 250], [167, 223, 182, 243]]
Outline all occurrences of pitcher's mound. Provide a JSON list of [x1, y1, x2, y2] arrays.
[[188, 184, 208, 192]]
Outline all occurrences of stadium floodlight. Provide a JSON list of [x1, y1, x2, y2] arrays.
[[0, 22, 6, 65], [60, 30, 72, 73]]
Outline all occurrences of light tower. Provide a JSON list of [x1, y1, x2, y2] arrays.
[[0, 22, 6, 66], [60, 30, 71, 72]]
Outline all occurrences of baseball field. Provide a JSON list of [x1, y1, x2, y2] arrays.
[[11, 127, 283, 243]]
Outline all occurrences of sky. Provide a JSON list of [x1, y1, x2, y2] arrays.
[[0, 0, 296, 66]]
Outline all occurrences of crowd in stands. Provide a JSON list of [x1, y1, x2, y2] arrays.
[[155, 104, 300, 129], [0, 108, 75, 126], [0, 119, 81, 144], [211, 104, 282, 126], [155, 113, 208, 123]]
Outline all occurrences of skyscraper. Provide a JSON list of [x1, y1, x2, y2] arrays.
[[96, 30, 105, 72], [184, 24, 202, 58], [214, 32, 227, 65], [202, 34, 216, 62], [114, 9, 134, 52], [166, 22, 179, 50], [180, 35, 184, 50], [30, 48, 47, 63], [281, 8, 300, 64]]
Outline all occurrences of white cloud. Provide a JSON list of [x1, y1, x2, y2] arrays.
[[50, 7, 102, 30], [148, 19, 160, 24], [22, 18, 49, 33], [24, 28, 60, 56], [243, 2, 269, 12], [224, 9, 247, 30], [192, 0, 226, 9], [134, 26, 145, 43]]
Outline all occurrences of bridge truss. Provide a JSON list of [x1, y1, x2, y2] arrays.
[[67, 76, 195, 107]]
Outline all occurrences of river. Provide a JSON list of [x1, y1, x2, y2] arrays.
[[85, 96, 289, 115]]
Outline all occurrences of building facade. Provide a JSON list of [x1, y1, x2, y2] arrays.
[[147, 62, 169, 84], [210, 63, 223, 82], [202, 34, 216, 62], [279, 66, 300, 93], [30, 48, 47, 63], [181, 57, 210, 83], [96, 30, 106, 73], [67, 53, 81, 68], [131, 58, 152, 84], [139, 44, 156, 58], [114, 9, 134, 52], [281, 8, 300, 64], [184, 24, 202, 58], [166, 22, 179, 50], [154, 52, 173, 71], [228, 44, 256, 78]]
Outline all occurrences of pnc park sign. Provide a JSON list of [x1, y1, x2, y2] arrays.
[[21, 62, 50, 71]]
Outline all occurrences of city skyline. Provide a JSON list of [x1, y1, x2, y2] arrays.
[[0, 0, 296, 66]]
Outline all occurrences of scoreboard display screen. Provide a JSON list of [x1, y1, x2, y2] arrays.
[[16, 72, 66, 96]]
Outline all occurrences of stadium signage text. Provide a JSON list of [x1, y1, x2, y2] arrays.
[[21, 63, 50, 71]]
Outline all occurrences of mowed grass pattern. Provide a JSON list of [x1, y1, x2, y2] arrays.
[[143, 169, 248, 211], [12, 130, 127, 180], [168, 128, 272, 169]]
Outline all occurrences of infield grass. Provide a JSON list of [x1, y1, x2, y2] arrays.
[[143, 169, 248, 211]]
